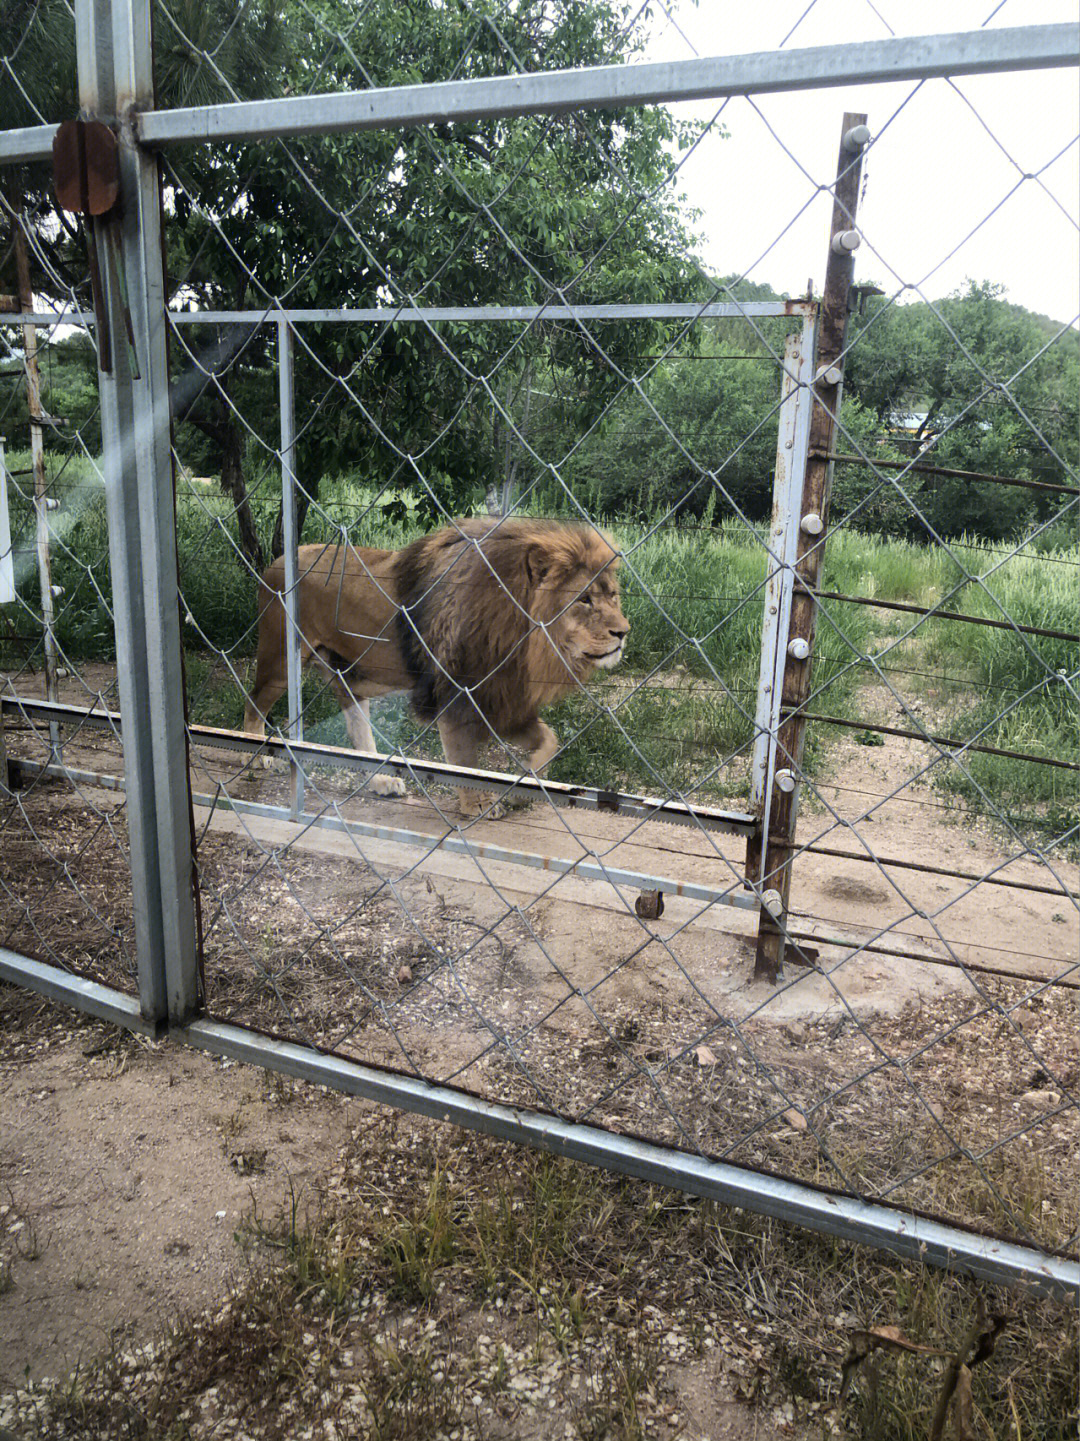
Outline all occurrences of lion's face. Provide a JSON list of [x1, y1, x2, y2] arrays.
[[545, 554, 629, 673]]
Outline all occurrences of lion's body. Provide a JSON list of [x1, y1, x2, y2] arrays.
[[243, 518, 629, 814]]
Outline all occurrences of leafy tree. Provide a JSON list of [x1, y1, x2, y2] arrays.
[[843, 280, 1079, 539], [5, 0, 707, 571]]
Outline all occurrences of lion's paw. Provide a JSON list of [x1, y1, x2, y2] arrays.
[[369, 772, 407, 798], [456, 792, 505, 822], [502, 791, 535, 813]]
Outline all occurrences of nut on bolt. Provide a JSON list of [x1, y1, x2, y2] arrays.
[[635, 890, 665, 920]]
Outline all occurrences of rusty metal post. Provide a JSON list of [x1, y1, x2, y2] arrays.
[[753, 112, 869, 984], [13, 227, 61, 759]]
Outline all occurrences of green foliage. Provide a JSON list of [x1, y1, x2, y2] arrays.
[[843, 280, 1079, 541]]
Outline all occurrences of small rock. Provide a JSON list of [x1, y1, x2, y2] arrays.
[[397, 964, 413, 985]]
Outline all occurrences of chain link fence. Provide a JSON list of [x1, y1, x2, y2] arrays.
[[1, 0, 1077, 1294]]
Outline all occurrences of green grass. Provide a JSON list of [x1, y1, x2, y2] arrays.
[[11, 1114, 1074, 1440]]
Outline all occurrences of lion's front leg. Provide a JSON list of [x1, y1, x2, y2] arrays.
[[342, 695, 407, 797], [520, 719, 559, 775], [436, 716, 503, 819], [498, 718, 559, 811]]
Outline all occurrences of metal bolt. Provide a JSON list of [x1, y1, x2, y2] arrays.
[[800, 512, 824, 536], [775, 769, 797, 793], [787, 637, 810, 661], [831, 229, 861, 254]]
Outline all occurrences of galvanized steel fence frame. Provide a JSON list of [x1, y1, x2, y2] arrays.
[[0, 1, 1077, 1298]]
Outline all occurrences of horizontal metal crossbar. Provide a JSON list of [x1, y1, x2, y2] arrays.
[[2, 26, 1075, 166], [0, 947, 161, 1036], [2, 934, 1071, 1292], [175, 1016, 1079, 1298], [0, 697, 758, 836], [1, 300, 812, 328], [5, 755, 760, 912]]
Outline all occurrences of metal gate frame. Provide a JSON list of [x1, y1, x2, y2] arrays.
[[1, 2, 1078, 1296]]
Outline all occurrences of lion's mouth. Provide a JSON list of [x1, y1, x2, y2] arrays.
[[589, 643, 626, 669]]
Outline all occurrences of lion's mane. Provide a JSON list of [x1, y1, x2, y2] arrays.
[[393, 518, 618, 735]]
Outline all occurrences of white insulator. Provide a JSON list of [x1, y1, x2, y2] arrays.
[[775, 769, 797, 793], [50, 584, 64, 598], [843, 124, 871, 152], [831, 229, 861, 254], [45, 497, 61, 511], [787, 637, 810, 661], [816, 364, 843, 386], [800, 512, 824, 536], [760, 888, 784, 919]]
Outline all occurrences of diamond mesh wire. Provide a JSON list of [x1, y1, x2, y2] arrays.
[[0, 0, 1076, 1265], [0, 199, 138, 993]]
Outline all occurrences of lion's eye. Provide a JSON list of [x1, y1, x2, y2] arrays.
[[577, 595, 593, 607]]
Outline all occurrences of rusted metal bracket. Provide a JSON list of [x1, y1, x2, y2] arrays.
[[51, 118, 125, 374], [753, 113, 869, 986]]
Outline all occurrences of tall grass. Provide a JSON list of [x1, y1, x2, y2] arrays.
[[923, 536, 1079, 826]]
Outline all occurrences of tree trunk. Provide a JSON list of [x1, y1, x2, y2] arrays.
[[271, 478, 313, 564], [218, 409, 265, 576]]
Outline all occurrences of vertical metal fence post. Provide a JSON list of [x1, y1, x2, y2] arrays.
[[277, 316, 304, 819], [747, 324, 816, 836], [77, 0, 198, 1021], [14, 231, 61, 759], [752, 113, 868, 983]]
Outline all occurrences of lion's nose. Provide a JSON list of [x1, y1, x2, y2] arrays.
[[610, 624, 629, 640]]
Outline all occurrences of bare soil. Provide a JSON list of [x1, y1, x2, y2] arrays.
[[1, 663, 1077, 1436]]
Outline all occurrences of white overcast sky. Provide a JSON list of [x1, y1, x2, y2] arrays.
[[636, 2, 1079, 324]]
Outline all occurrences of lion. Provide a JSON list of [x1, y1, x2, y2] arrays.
[[243, 517, 630, 817]]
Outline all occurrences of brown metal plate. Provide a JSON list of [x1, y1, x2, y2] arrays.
[[52, 119, 119, 217]]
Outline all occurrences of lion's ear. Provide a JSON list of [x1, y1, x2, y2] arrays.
[[525, 545, 551, 591]]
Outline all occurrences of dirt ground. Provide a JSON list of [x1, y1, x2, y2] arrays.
[[1, 663, 1077, 1435], [0, 993, 820, 1440]]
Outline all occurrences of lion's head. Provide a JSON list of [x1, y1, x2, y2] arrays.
[[395, 517, 630, 733], [522, 525, 629, 676]]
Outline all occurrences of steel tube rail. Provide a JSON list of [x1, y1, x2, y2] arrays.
[[2, 301, 811, 327], [131, 27, 1079, 149], [6, 757, 760, 912], [0, 697, 757, 835], [0, 948, 162, 1036], [175, 1016, 1078, 1297], [277, 318, 305, 820], [3, 27, 1076, 168]]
